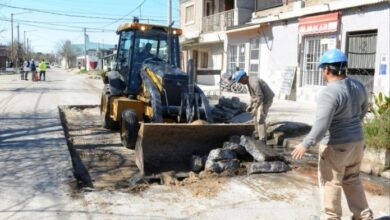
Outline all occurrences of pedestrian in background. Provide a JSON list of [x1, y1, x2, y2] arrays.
[[234, 71, 274, 142], [39, 59, 47, 81], [20, 60, 26, 80], [291, 49, 373, 220], [22, 60, 30, 80], [30, 59, 37, 81]]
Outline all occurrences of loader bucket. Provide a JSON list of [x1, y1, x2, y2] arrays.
[[135, 123, 254, 176]]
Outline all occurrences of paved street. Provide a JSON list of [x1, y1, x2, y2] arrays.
[[0, 68, 101, 219], [0, 68, 389, 219]]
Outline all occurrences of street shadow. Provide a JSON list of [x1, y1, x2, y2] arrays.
[[0, 111, 73, 194]]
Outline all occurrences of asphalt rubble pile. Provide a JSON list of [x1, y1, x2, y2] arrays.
[[212, 96, 247, 122], [127, 135, 292, 192], [190, 135, 291, 175]]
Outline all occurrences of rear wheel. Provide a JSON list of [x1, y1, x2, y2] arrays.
[[120, 109, 139, 149]]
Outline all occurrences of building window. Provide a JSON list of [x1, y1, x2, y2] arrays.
[[255, 0, 283, 11], [301, 35, 335, 86], [185, 5, 195, 24], [228, 45, 237, 75], [346, 30, 377, 94], [249, 38, 260, 76], [199, 51, 209, 68], [228, 43, 246, 75]]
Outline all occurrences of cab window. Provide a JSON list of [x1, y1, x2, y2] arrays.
[[117, 31, 133, 74]]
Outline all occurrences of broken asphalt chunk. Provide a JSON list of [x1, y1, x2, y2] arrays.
[[240, 135, 282, 162], [222, 141, 247, 156], [247, 161, 290, 174], [207, 148, 237, 161]]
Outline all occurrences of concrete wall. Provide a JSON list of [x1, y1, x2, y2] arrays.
[[225, 21, 299, 97], [259, 20, 299, 97], [196, 43, 223, 85], [341, 3, 390, 96], [180, 0, 202, 39], [252, 0, 338, 18]]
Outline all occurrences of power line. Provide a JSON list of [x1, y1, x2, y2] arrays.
[[17, 22, 108, 33], [0, 17, 114, 31], [5, 18, 175, 24], [0, 2, 178, 25], [0, 3, 138, 20]]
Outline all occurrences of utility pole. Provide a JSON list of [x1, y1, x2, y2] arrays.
[[168, 0, 172, 26], [84, 27, 87, 70], [24, 31, 26, 50], [27, 38, 30, 59], [17, 25, 20, 49], [16, 24, 19, 70], [11, 13, 13, 64]]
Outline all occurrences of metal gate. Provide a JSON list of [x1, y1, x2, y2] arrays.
[[346, 31, 377, 94], [301, 35, 334, 86]]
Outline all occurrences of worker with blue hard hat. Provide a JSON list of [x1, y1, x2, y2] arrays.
[[292, 48, 373, 219], [234, 68, 246, 82], [234, 67, 274, 142], [233, 66, 246, 80], [318, 48, 348, 71]]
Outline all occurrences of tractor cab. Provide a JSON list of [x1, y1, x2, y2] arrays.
[[115, 22, 182, 95]]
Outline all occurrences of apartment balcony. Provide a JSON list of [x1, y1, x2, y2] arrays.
[[201, 8, 252, 33]]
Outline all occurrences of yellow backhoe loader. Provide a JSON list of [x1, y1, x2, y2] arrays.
[[101, 19, 253, 175]]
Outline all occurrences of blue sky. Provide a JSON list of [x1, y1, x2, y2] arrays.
[[0, 0, 180, 53]]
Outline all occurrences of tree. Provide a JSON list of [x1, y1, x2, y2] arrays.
[[57, 40, 75, 68], [7, 42, 25, 66]]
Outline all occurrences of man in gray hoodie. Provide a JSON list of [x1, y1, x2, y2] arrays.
[[291, 49, 373, 220]]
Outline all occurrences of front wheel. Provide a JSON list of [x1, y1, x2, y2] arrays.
[[120, 109, 139, 149]]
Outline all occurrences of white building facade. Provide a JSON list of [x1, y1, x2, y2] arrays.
[[180, 0, 390, 101], [180, 0, 253, 85]]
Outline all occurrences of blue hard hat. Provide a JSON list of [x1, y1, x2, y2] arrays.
[[318, 49, 347, 68], [234, 70, 246, 82]]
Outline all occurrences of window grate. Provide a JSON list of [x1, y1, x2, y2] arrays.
[[227, 44, 246, 76], [346, 31, 377, 71], [301, 35, 329, 86]]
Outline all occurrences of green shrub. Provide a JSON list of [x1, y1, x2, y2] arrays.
[[371, 92, 390, 117], [364, 108, 390, 149]]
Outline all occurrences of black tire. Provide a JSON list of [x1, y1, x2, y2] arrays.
[[120, 109, 139, 149], [101, 93, 118, 130]]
